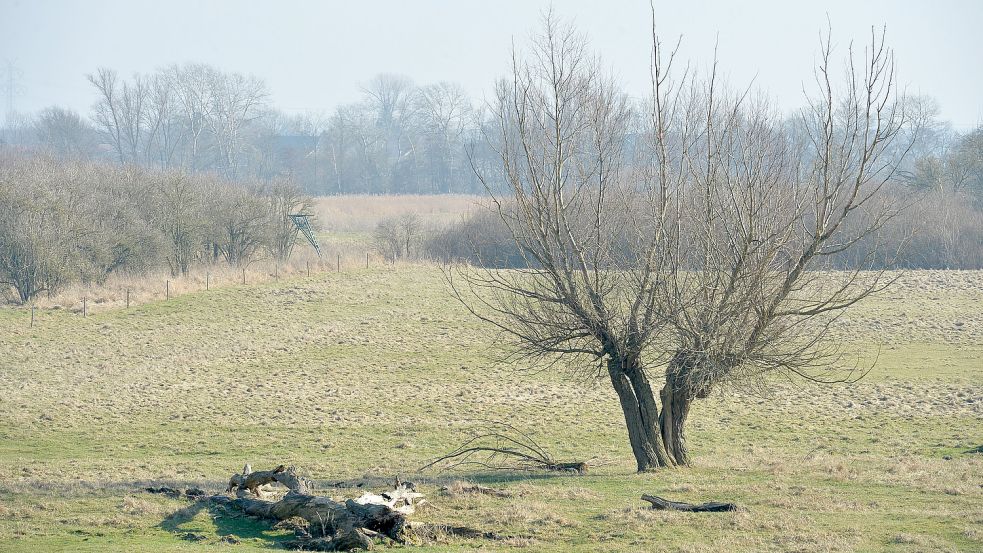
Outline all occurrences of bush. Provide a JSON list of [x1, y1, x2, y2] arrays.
[[425, 188, 983, 272], [374, 213, 422, 262], [0, 152, 312, 302], [425, 208, 526, 268]]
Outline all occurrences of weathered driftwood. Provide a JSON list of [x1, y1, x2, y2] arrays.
[[641, 494, 737, 512], [227, 464, 313, 496], [217, 465, 425, 550]]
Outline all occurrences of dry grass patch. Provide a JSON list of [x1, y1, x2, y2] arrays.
[[314, 195, 481, 232]]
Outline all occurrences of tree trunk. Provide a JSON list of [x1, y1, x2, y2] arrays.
[[659, 376, 693, 466], [608, 358, 674, 471]]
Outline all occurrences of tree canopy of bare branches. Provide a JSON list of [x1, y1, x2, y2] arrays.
[[454, 14, 912, 471]]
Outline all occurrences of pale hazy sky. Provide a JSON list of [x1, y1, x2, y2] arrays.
[[1, 0, 981, 130]]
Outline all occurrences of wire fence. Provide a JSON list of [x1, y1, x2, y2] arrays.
[[12, 249, 403, 327]]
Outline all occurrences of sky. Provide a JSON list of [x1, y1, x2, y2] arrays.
[[1, 0, 981, 131]]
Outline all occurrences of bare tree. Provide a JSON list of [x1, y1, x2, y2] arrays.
[[151, 171, 209, 275], [143, 73, 182, 168], [374, 213, 422, 262], [167, 64, 217, 171], [212, 184, 269, 266], [207, 71, 268, 177], [640, 24, 910, 466], [291, 111, 328, 193], [34, 106, 96, 158], [415, 82, 474, 193], [456, 15, 910, 471], [88, 68, 126, 163], [0, 155, 84, 301], [363, 74, 416, 192], [88, 68, 154, 164]]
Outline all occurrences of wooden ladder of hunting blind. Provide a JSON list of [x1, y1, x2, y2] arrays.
[[289, 213, 321, 257]]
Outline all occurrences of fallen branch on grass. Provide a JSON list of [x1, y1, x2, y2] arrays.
[[641, 494, 737, 512], [421, 421, 592, 474], [200, 465, 424, 550], [151, 463, 527, 549]]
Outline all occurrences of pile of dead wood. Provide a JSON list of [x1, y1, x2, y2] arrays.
[[152, 464, 425, 551], [225, 464, 426, 550], [149, 464, 528, 551]]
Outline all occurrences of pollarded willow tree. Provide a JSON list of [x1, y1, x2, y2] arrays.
[[455, 14, 911, 471]]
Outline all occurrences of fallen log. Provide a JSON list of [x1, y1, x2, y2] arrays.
[[641, 494, 737, 512], [216, 465, 424, 550], [227, 463, 312, 496], [150, 469, 527, 549]]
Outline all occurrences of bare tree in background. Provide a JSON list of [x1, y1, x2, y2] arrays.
[[167, 63, 217, 171], [207, 71, 268, 178], [416, 82, 474, 193], [457, 14, 910, 471], [34, 106, 97, 158], [88, 68, 126, 163], [0, 161, 79, 302], [363, 74, 416, 192], [144, 73, 181, 168]]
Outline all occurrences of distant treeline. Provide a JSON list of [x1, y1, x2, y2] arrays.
[[0, 153, 311, 303], [0, 65, 981, 288], [3, 63, 977, 202], [0, 65, 496, 195]]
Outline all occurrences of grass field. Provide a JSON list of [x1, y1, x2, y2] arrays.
[[0, 267, 980, 552]]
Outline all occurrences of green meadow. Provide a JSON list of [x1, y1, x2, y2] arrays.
[[1, 267, 980, 552]]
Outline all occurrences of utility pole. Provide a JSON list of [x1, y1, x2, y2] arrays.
[[2, 60, 21, 124]]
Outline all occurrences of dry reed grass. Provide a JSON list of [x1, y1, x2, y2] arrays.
[[16, 249, 432, 314], [313, 194, 483, 232]]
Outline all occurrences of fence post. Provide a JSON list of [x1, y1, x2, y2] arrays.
[[206, 272, 210, 291], [306, 261, 310, 277], [242, 268, 246, 285], [166, 280, 170, 300], [365, 252, 369, 269], [82, 297, 87, 317], [30, 304, 35, 328], [126, 288, 130, 308], [336, 254, 340, 272]]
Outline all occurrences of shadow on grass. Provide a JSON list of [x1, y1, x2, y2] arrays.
[[463, 471, 594, 486], [965, 444, 983, 455], [160, 499, 293, 548]]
